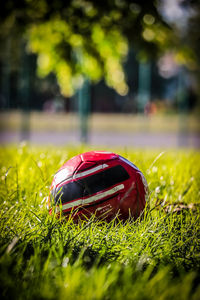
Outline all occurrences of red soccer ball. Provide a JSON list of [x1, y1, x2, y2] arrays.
[[48, 151, 148, 222]]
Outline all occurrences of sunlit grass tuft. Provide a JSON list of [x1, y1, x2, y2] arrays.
[[0, 144, 200, 299]]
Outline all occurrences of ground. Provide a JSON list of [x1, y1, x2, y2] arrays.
[[0, 111, 199, 148], [0, 145, 199, 300]]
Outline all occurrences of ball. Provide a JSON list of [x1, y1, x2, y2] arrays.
[[48, 151, 148, 222]]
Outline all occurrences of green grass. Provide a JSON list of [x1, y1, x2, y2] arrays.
[[0, 144, 200, 300]]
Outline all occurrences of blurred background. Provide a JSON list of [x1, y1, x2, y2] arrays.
[[0, 0, 199, 148]]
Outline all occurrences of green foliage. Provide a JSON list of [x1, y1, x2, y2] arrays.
[[0, 145, 200, 299], [0, 0, 177, 97], [27, 17, 129, 96]]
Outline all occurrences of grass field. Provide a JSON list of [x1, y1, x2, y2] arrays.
[[0, 144, 200, 299]]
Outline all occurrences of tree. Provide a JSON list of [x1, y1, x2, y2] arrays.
[[0, 0, 197, 97]]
